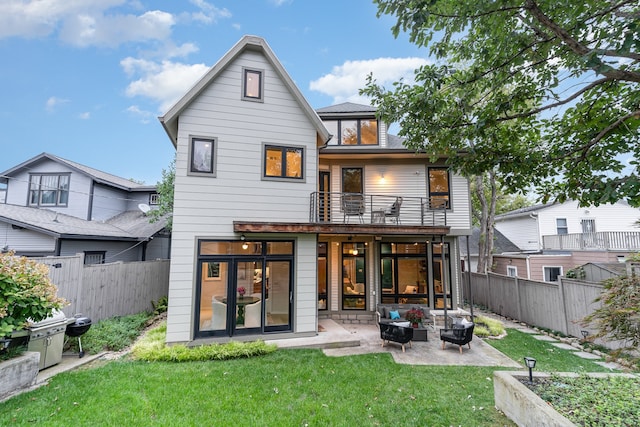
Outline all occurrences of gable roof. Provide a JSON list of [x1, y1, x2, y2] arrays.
[[459, 227, 521, 256], [0, 153, 155, 191], [0, 203, 167, 241], [159, 35, 330, 147], [316, 102, 377, 115]]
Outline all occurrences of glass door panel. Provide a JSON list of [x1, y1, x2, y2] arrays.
[[198, 261, 229, 333], [265, 260, 291, 330], [235, 260, 262, 332]]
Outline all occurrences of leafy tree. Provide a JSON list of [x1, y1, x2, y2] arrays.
[[148, 157, 175, 231], [364, 0, 640, 207], [582, 273, 640, 351]]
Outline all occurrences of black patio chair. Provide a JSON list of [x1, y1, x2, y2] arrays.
[[440, 323, 474, 354], [379, 322, 413, 352]]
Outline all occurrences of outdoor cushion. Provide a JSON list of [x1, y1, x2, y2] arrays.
[[378, 306, 386, 319], [389, 310, 400, 320]]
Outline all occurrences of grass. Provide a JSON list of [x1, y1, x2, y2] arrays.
[[485, 329, 617, 373], [2, 322, 634, 426], [3, 350, 510, 426]]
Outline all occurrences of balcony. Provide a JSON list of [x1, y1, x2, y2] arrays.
[[309, 192, 448, 227], [542, 232, 640, 251]]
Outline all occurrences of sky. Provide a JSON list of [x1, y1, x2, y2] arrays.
[[0, 0, 431, 186]]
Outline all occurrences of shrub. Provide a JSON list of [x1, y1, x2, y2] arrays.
[[0, 252, 67, 339], [131, 322, 277, 362], [473, 315, 505, 338]]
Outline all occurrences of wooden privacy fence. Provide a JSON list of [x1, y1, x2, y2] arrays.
[[32, 254, 170, 322], [462, 271, 606, 341]]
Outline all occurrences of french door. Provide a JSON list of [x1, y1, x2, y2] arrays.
[[196, 258, 292, 337]]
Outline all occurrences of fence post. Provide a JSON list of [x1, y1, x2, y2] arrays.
[[514, 276, 522, 321], [558, 277, 570, 335]]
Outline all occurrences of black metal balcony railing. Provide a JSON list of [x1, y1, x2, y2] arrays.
[[309, 192, 448, 226], [542, 231, 640, 251]]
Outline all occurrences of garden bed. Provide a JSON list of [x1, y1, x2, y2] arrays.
[[494, 371, 640, 427]]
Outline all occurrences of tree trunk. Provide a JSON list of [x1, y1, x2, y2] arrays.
[[475, 171, 498, 273]]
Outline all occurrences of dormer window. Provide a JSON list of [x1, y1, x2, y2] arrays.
[[243, 68, 263, 101], [28, 173, 70, 207], [324, 119, 378, 145]]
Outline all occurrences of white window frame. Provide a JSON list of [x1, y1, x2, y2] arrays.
[[556, 218, 568, 235], [507, 266, 518, 277], [543, 266, 563, 282]]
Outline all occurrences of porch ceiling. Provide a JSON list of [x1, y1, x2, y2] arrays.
[[233, 221, 450, 235]]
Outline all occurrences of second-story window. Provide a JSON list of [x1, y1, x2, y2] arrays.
[[428, 167, 450, 208], [556, 218, 568, 235], [29, 174, 70, 207], [242, 68, 263, 101], [341, 167, 363, 194], [264, 145, 303, 179], [325, 119, 378, 145]]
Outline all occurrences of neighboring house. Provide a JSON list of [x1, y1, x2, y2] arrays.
[[158, 35, 472, 344], [0, 153, 170, 262], [459, 227, 520, 273], [491, 200, 640, 281]]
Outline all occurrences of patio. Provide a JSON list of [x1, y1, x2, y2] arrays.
[[266, 318, 522, 368]]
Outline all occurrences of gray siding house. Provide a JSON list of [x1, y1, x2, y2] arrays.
[[0, 153, 170, 262], [159, 35, 472, 345]]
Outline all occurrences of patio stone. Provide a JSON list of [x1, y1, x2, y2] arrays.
[[573, 351, 602, 360], [551, 343, 577, 351], [531, 335, 558, 342]]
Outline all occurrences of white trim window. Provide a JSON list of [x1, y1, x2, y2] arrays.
[[29, 174, 70, 207], [556, 218, 568, 235], [507, 266, 518, 277], [543, 266, 563, 282]]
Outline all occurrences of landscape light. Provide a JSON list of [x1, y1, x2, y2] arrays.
[[524, 357, 537, 384]]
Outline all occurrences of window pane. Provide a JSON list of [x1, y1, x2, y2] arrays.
[[266, 241, 293, 255], [285, 148, 302, 178], [58, 175, 69, 204], [29, 177, 39, 205], [429, 168, 450, 207], [360, 120, 378, 145], [342, 168, 362, 193], [40, 175, 57, 205], [191, 138, 214, 173], [265, 148, 282, 177], [324, 121, 338, 145], [245, 70, 261, 98], [341, 120, 358, 145]]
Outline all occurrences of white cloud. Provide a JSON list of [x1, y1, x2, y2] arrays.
[[45, 96, 70, 112], [78, 112, 91, 120], [126, 105, 153, 123], [188, 0, 231, 24], [122, 58, 210, 113], [310, 57, 430, 104], [59, 10, 175, 47]]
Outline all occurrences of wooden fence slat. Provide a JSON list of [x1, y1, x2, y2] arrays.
[[30, 255, 169, 322]]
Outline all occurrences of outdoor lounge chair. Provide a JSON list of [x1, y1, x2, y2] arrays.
[[384, 197, 402, 224], [379, 322, 413, 352], [440, 323, 474, 353]]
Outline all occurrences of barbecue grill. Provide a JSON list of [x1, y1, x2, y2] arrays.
[[27, 310, 69, 370], [65, 315, 92, 358]]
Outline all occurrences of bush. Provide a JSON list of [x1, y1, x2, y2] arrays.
[[131, 322, 277, 362], [66, 312, 154, 354], [0, 252, 66, 339], [473, 315, 505, 338]]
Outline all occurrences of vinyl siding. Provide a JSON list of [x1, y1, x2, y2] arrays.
[[166, 50, 320, 343], [538, 201, 640, 236], [91, 184, 129, 221], [59, 240, 143, 263], [495, 215, 540, 251], [0, 222, 56, 252]]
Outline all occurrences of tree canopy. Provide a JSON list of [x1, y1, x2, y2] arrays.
[[364, 0, 640, 206]]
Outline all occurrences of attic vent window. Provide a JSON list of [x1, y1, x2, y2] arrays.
[[242, 68, 263, 102]]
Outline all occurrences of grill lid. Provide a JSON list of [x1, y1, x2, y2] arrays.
[[28, 309, 67, 329]]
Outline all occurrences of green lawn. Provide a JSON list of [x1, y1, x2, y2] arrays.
[[1, 327, 628, 426]]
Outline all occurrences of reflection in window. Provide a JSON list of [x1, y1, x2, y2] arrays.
[[428, 167, 450, 208], [380, 243, 428, 304], [318, 243, 327, 310], [342, 242, 366, 310], [243, 68, 262, 100], [341, 167, 363, 194], [265, 145, 303, 179], [432, 242, 452, 309], [190, 137, 215, 174], [324, 119, 379, 145]]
